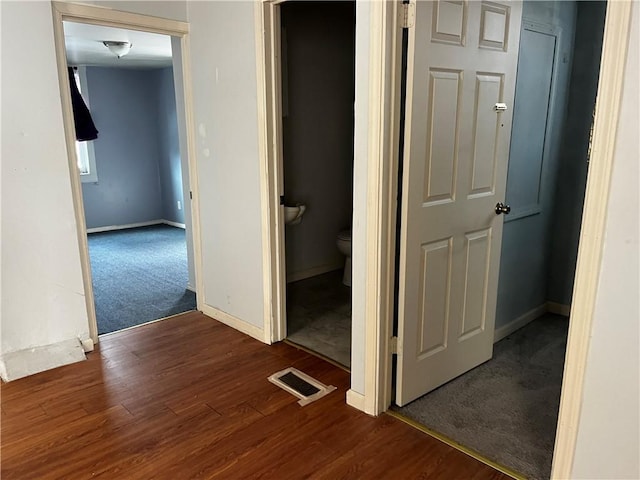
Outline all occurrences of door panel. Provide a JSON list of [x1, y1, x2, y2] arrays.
[[396, 0, 522, 406], [424, 69, 461, 203], [471, 74, 502, 196], [417, 238, 452, 357], [460, 228, 491, 339]]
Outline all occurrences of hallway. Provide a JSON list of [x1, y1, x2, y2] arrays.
[[2, 312, 506, 479]]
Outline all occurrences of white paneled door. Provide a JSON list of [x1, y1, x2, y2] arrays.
[[395, 0, 523, 406]]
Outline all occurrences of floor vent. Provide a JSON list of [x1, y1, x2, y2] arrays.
[[268, 367, 336, 406]]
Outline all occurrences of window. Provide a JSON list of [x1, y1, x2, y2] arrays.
[[73, 68, 98, 183]]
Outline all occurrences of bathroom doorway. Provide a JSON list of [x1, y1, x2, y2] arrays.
[[279, 1, 356, 367]]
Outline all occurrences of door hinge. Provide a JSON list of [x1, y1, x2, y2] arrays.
[[399, 3, 415, 29], [280, 195, 285, 206], [189, 191, 193, 200], [390, 336, 399, 354]]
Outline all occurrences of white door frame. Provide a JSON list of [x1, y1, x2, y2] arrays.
[[256, 0, 400, 413], [354, 0, 403, 416], [551, 2, 633, 477], [51, 1, 204, 344], [255, 0, 287, 344]]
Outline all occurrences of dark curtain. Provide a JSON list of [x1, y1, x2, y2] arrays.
[[68, 67, 98, 141]]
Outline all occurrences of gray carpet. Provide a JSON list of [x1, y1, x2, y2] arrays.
[[393, 314, 569, 480], [88, 225, 196, 334], [286, 270, 352, 367]]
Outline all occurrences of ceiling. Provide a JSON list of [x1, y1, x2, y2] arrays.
[[63, 21, 173, 69]]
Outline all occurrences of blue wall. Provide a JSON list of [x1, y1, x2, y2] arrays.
[[547, 1, 607, 305], [496, 1, 607, 328], [81, 66, 182, 229], [496, 1, 577, 328]]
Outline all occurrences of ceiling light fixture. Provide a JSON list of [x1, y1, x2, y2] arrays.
[[103, 41, 132, 59]]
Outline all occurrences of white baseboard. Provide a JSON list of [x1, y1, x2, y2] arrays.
[[494, 303, 547, 343], [86, 219, 185, 234], [86, 220, 163, 234], [346, 389, 366, 412], [0, 338, 86, 382], [494, 302, 572, 343], [186, 284, 196, 293], [287, 262, 343, 283], [80, 338, 95, 352], [547, 302, 571, 317], [201, 304, 265, 343], [163, 219, 186, 229]]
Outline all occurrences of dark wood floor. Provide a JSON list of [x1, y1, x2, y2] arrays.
[[1, 312, 508, 479]]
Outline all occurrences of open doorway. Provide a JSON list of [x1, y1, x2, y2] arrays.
[[64, 23, 196, 335], [63, 21, 196, 334], [277, 1, 356, 368], [54, 7, 201, 341], [390, 2, 607, 479]]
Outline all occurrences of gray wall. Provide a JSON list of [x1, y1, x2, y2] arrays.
[[547, 2, 607, 305], [81, 67, 183, 229], [496, 1, 577, 329], [156, 67, 184, 224], [281, 1, 355, 280]]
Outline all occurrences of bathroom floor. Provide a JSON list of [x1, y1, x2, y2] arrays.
[[286, 270, 351, 368]]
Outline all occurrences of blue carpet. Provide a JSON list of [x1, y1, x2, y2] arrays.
[[88, 225, 196, 334]]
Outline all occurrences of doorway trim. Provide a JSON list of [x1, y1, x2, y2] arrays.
[[551, 1, 633, 477], [354, 0, 403, 415], [255, 0, 287, 343], [51, 1, 204, 344]]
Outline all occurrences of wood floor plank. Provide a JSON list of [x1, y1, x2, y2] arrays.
[[0, 406, 89, 446], [2, 405, 135, 478], [1, 312, 509, 479]]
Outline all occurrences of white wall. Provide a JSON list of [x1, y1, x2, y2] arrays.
[[89, 0, 259, 320], [86, 0, 188, 22], [1, 1, 90, 357], [187, 1, 265, 330], [1, 0, 270, 377], [571, 4, 639, 477]]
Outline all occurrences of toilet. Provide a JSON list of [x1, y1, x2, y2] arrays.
[[336, 229, 352, 287]]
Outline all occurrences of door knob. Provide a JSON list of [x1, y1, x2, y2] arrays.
[[495, 202, 511, 215]]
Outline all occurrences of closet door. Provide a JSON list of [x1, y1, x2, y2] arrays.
[[395, 0, 522, 406]]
